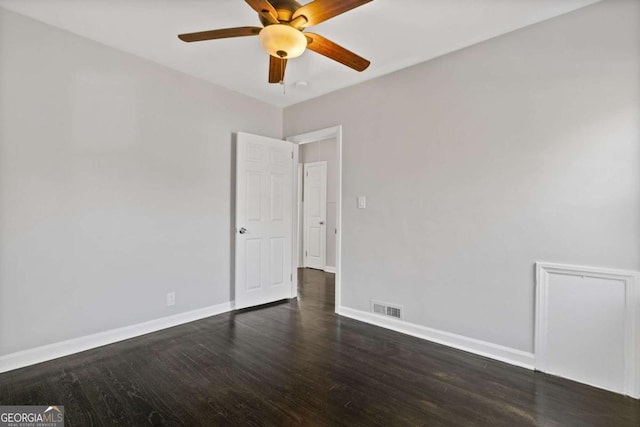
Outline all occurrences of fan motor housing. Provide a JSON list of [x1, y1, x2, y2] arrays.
[[259, 0, 302, 26]]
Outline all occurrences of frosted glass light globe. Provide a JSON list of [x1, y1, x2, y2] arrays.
[[259, 24, 307, 59]]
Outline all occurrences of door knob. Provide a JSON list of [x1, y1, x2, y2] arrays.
[[319, 221, 325, 225], [239, 227, 247, 234]]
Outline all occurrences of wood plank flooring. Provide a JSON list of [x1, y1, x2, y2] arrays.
[[1, 268, 639, 426]]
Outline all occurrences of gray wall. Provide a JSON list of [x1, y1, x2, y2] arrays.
[[0, 9, 282, 355], [284, 0, 640, 353], [299, 138, 338, 268], [2, 0, 638, 358]]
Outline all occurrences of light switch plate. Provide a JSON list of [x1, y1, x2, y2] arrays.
[[358, 196, 366, 209]]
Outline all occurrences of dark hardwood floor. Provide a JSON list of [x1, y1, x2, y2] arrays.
[[1, 268, 638, 426]]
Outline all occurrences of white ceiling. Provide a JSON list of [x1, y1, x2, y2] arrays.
[[0, 0, 600, 107]]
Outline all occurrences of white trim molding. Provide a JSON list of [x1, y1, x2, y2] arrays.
[[535, 262, 639, 399], [0, 301, 234, 374], [324, 266, 336, 274], [338, 306, 535, 370]]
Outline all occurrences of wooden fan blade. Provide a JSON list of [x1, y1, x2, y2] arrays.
[[292, 0, 373, 28], [178, 27, 262, 42], [245, 0, 279, 24], [269, 55, 287, 83], [305, 33, 370, 71]]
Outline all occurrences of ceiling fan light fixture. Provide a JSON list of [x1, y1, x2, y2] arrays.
[[259, 24, 307, 59]]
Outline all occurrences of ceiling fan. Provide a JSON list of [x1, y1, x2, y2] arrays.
[[178, 0, 372, 84]]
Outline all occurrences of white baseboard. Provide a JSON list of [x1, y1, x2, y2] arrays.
[[0, 301, 234, 374], [324, 266, 336, 274], [338, 306, 535, 370]]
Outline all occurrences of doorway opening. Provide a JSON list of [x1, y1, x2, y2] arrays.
[[301, 158, 331, 271], [288, 126, 342, 312]]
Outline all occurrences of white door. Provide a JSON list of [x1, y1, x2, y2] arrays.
[[303, 161, 327, 270], [235, 132, 294, 310]]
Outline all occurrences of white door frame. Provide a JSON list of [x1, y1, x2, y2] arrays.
[[287, 126, 343, 312], [297, 164, 304, 267]]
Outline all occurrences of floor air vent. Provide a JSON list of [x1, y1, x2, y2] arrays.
[[370, 300, 403, 320]]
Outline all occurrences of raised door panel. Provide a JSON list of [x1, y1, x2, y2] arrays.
[[245, 239, 262, 291], [270, 173, 286, 222], [270, 237, 285, 287]]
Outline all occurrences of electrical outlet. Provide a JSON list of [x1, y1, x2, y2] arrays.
[[166, 292, 175, 307]]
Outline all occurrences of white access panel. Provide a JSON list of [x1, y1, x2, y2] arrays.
[[546, 274, 625, 392], [535, 262, 640, 398]]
